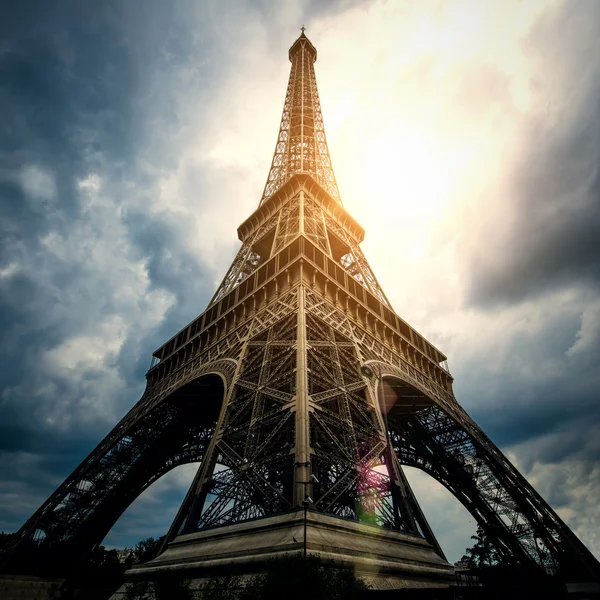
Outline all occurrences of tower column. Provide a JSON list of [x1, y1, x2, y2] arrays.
[[294, 276, 312, 506], [299, 190, 305, 234]]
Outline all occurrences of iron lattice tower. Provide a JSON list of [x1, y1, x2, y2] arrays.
[[2, 32, 599, 584]]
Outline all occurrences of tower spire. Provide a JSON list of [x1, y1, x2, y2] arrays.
[[260, 31, 341, 205]]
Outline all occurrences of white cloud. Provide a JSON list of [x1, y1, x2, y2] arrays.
[[77, 173, 102, 192], [404, 466, 476, 563], [0, 263, 19, 279], [19, 165, 57, 201], [43, 316, 126, 372], [507, 436, 600, 559], [567, 300, 600, 359], [6, 160, 176, 431]]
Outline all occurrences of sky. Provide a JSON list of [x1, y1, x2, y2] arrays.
[[1, 0, 599, 565]]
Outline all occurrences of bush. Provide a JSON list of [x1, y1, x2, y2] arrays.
[[239, 554, 369, 600], [124, 574, 192, 600]]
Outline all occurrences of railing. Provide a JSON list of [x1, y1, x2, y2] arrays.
[[147, 236, 451, 391]]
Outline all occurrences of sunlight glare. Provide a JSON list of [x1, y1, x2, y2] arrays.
[[365, 129, 452, 221]]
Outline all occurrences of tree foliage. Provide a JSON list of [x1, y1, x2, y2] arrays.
[[124, 574, 192, 600], [60, 536, 166, 599], [0, 531, 16, 549], [456, 525, 503, 568], [130, 535, 166, 565], [240, 554, 369, 600]]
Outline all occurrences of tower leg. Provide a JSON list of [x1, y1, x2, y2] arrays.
[[378, 372, 600, 582], [0, 374, 226, 576]]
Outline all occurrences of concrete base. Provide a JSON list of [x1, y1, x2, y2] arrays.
[[567, 580, 600, 597], [0, 574, 64, 600], [127, 510, 455, 590]]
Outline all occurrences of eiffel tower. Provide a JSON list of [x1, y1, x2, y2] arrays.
[[2, 31, 599, 588]]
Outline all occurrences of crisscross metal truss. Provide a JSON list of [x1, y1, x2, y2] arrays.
[[171, 286, 422, 536], [360, 358, 600, 580], [260, 34, 340, 205], [306, 297, 600, 580], [303, 195, 330, 254], [210, 240, 266, 306], [181, 307, 299, 530], [273, 194, 301, 254], [211, 184, 391, 311], [300, 288, 420, 532], [209, 194, 299, 306], [322, 211, 391, 308], [0, 373, 227, 575]]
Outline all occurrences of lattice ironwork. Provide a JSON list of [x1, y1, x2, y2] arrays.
[[193, 310, 297, 528], [0, 374, 227, 575], [303, 196, 331, 254], [386, 398, 596, 577], [210, 242, 264, 305], [260, 33, 340, 205], [272, 193, 301, 254], [324, 211, 391, 307]]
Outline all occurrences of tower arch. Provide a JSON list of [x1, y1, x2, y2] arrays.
[[1, 372, 227, 576], [368, 368, 596, 577]]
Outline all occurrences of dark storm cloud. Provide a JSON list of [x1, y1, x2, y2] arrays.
[[464, 0, 600, 307], [0, 3, 147, 173], [0, 0, 215, 534], [0, 0, 207, 423], [447, 4, 600, 556], [0, 0, 292, 539], [437, 289, 600, 556], [456, 296, 600, 453], [473, 379, 600, 459]]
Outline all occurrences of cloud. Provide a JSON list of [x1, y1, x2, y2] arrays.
[[0, 0, 294, 540], [19, 165, 57, 202], [403, 467, 476, 563], [460, 0, 600, 307], [568, 300, 600, 361], [506, 428, 600, 559]]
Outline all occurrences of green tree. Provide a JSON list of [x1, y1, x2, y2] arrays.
[[456, 526, 502, 568], [0, 531, 15, 549], [129, 535, 166, 564], [124, 573, 192, 600]]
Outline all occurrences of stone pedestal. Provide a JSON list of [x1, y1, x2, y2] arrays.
[[127, 510, 455, 590], [0, 575, 63, 600]]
